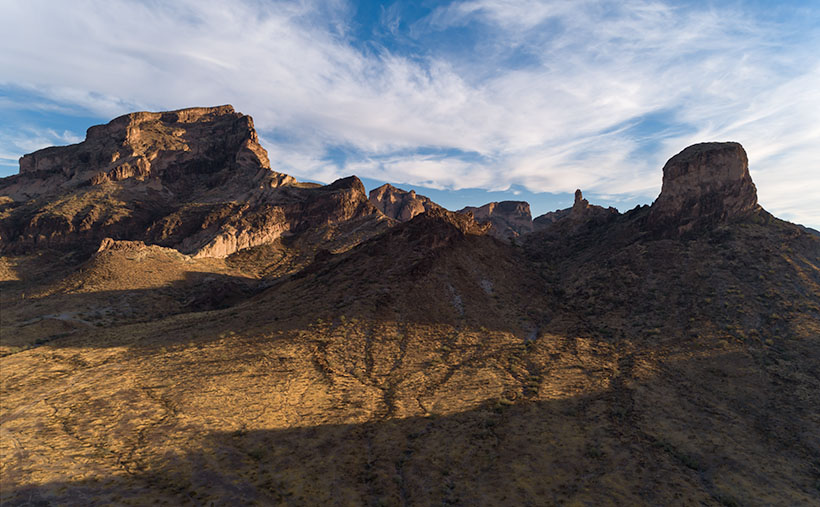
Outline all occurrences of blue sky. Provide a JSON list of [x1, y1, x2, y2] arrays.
[[1, 0, 818, 226]]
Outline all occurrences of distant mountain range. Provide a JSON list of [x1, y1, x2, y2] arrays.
[[1, 106, 818, 505]]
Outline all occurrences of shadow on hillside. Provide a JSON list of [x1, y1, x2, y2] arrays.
[[0, 394, 720, 506], [1, 239, 556, 352], [3, 345, 819, 507], [4, 208, 819, 354], [0, 270, 271, 352]]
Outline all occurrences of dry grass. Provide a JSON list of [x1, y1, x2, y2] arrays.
[[1, 211, 819, 505]]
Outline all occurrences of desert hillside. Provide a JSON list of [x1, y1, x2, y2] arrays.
[[1, 107, 819, 506]]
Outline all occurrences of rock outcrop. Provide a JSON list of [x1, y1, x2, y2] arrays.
[[399, 207, 492, 249], [8, 105, 293, 202], [459, 201, 533, 239], [533, 190, 618, 233], [187, 176, 377, 258], [369, 184, 441, 221], [0, 106, 384, 257], [648, 142, 758, 234]]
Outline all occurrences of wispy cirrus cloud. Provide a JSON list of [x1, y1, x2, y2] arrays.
[[0, 0, 818, 226]]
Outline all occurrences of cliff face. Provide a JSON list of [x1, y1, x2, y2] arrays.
[[459, 201, 534, 239], [368, 183, 441, 221], [186, 176, 378, 258], [648, 142, 758, 235], [0, 106, 382, 257], [0, 116, 772, 260], [11, 105, 293, 201]]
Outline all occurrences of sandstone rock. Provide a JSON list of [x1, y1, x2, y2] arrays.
[[96, 237, 150, 253], [459, 201, 533, 239], [95, 237, 189, 262], [648, 142, 758, 234], [369, 184, 441, 221]]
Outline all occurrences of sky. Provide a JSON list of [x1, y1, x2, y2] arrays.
[[1, 0, 818, 227]]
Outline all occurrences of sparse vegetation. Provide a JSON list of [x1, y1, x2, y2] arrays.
[[2, 118, 819, 505]]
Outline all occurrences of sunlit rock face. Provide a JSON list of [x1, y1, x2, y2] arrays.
[[649, 142, 758, 234], [15, 105, 295, 198], [459, 201, 533, 239], [0, 106, 386, 258], [369, 183, 441, 222]]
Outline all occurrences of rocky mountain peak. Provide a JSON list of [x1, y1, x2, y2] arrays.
[[649, 142, 758, 233], [399, 207, 492, 248], [533, 189, 618, 233], [459, 201, 533, 239], [369, 183, 441, 221], [12, 105, 292, 201], [0, 106, 389, 258], [325, 175, 367, 196], [572, 189, 587, 210]]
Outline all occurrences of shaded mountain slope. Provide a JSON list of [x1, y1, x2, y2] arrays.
[[251, 207, 545, 331], [2, 118, 819, 506], [527, 142, 820, 344]]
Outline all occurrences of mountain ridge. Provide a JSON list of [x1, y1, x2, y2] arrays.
[[1, 106, 818, 506]]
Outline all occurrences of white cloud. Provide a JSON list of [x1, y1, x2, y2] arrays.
[[0, 0, 818, 226], [0, 126, 83, 166]]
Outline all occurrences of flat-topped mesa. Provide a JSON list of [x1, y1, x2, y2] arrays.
[[369, 183, 441, 221], [1, 106, 392, 257], [15, 105, 293, 199], [459, 201, 533, 239], [648, 142, 758, 234]]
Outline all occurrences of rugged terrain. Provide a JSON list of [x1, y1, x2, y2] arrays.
[[1, 108, 819, 506], [0, 106, 388, 258], [369, 183, 534, 239]]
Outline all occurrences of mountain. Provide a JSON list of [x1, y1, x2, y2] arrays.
[[369, 183, 533, 240], [0, 105, 388, 258], [532, 188, 618, 232], [368, 183, 441, 221], [647, 142, 758, 234], [1, 111, 818, 506], [458, 200, 534, 239]]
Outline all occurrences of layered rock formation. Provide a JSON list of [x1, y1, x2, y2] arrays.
[[0, 106, 383, 257], [179, 176, 377, 258], [8, 105, 293, 201], [392, 207, 492, 249], [648, 142, 758, 234], [369, 183, 441, 221], [459, 201, 533, 239]]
